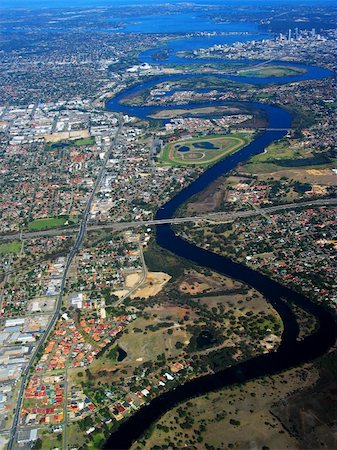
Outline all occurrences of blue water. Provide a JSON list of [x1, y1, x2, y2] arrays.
[[109, 15, 264, 34], [104, 98, 337, 450], [177, 146, 190, 152], [106, 64, 333, 121], [193, 142, 219, 149], [103, 29, 337, 449], [140, 32, 271, 63], [4, 0, 335, 9]]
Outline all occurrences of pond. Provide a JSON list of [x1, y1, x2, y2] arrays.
[[117, 347, 127, 362], [177, 145, 190, 152], [50, 142, 70, 149], [193, 141, 219, 150]]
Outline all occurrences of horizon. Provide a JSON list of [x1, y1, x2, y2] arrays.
[[2, 0, 336, 10]]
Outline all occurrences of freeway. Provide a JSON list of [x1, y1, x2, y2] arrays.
[[1, 197, 336, 244], [7, 117, 123, 450], [3, 196, 337, 448]]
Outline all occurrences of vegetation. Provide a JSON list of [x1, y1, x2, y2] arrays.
[[27, 215, 74, 231], [144, 240, 195, 281], [160, 133, 250, 167], [238, 65, 306, 78], [72, 137, 95, 146], [0, 241, 21, 255]]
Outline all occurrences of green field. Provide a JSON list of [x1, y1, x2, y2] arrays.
[[46, 137, 95, 151], [0, 241, 21, 255], [28, 216, 70, 231], [242, 139, 322, 173], [72, 137, 95, 146], [160, 133, 250, 166], [238, 65, 306, 78]]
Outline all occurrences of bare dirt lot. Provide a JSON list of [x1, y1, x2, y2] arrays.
[[131, 272, 171, 299], [258, 167, 337, 186]]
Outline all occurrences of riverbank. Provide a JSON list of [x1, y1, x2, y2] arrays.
[[103, 43, 336, 450]]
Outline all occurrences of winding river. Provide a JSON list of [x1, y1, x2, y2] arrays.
[[104, 51, 336, 449]]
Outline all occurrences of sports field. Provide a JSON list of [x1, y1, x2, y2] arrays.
[[28, 216, 70, 231], [0, 241, 21, 255], [160, 133, 250, 166]]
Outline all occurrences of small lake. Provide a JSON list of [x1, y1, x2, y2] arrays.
[[117, 347, 127, 362], [177, 145, 190, 152], [193, 141, 219, 150]]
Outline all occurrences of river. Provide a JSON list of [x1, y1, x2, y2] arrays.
[[103, 42, 336, 449]]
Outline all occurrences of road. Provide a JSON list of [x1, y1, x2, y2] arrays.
[[4, 193, 337, 448], [117, 243, 148, 306], [1, 197, 336, 245], [7, 117, 123, 450], [0, 256, 11, 312]]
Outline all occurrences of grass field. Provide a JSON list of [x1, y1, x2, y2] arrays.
[[46, 137, 95, 150], [242, 139, 328, 174], [160, 133, 250, 166], [28, 216, 69, 231], [250, 140, 309, 163], [238, 65, 306, 78], [72, 137, 95, 146], [0, 241, 21, 255]]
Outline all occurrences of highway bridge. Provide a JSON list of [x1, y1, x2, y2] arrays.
[[1, 197, 336, 243]]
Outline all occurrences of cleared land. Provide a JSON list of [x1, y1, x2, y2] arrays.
[[238, 65, 306, 78], [130, 272, 171, 299], [160, 133, 249, 166], [242, 138, 337, 174], [43, 129, 90, 142]]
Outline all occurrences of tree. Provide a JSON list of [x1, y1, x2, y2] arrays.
[[33, 439, 42, 450]]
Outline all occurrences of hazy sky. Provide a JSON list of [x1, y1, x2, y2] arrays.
[[2, 0, 335, 8]]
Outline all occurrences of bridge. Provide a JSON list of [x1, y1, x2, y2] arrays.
[[1, 197, 336, 243]]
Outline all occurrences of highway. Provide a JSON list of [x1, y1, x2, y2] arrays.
[[1, 197, 336, 244], [4, 191, 337, 448], [7, 117, 123, 450]]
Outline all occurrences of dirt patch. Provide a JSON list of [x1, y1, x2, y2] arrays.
[[111, 289, 129, 299], [43, 130, 90, 142], [131, 272, 171, 299], [125, 272, 142, 288], [178, 270, 240, 295], [252, 167, 337, 186]]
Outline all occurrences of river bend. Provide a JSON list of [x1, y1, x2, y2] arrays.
[[104, 57, 336, 449]]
